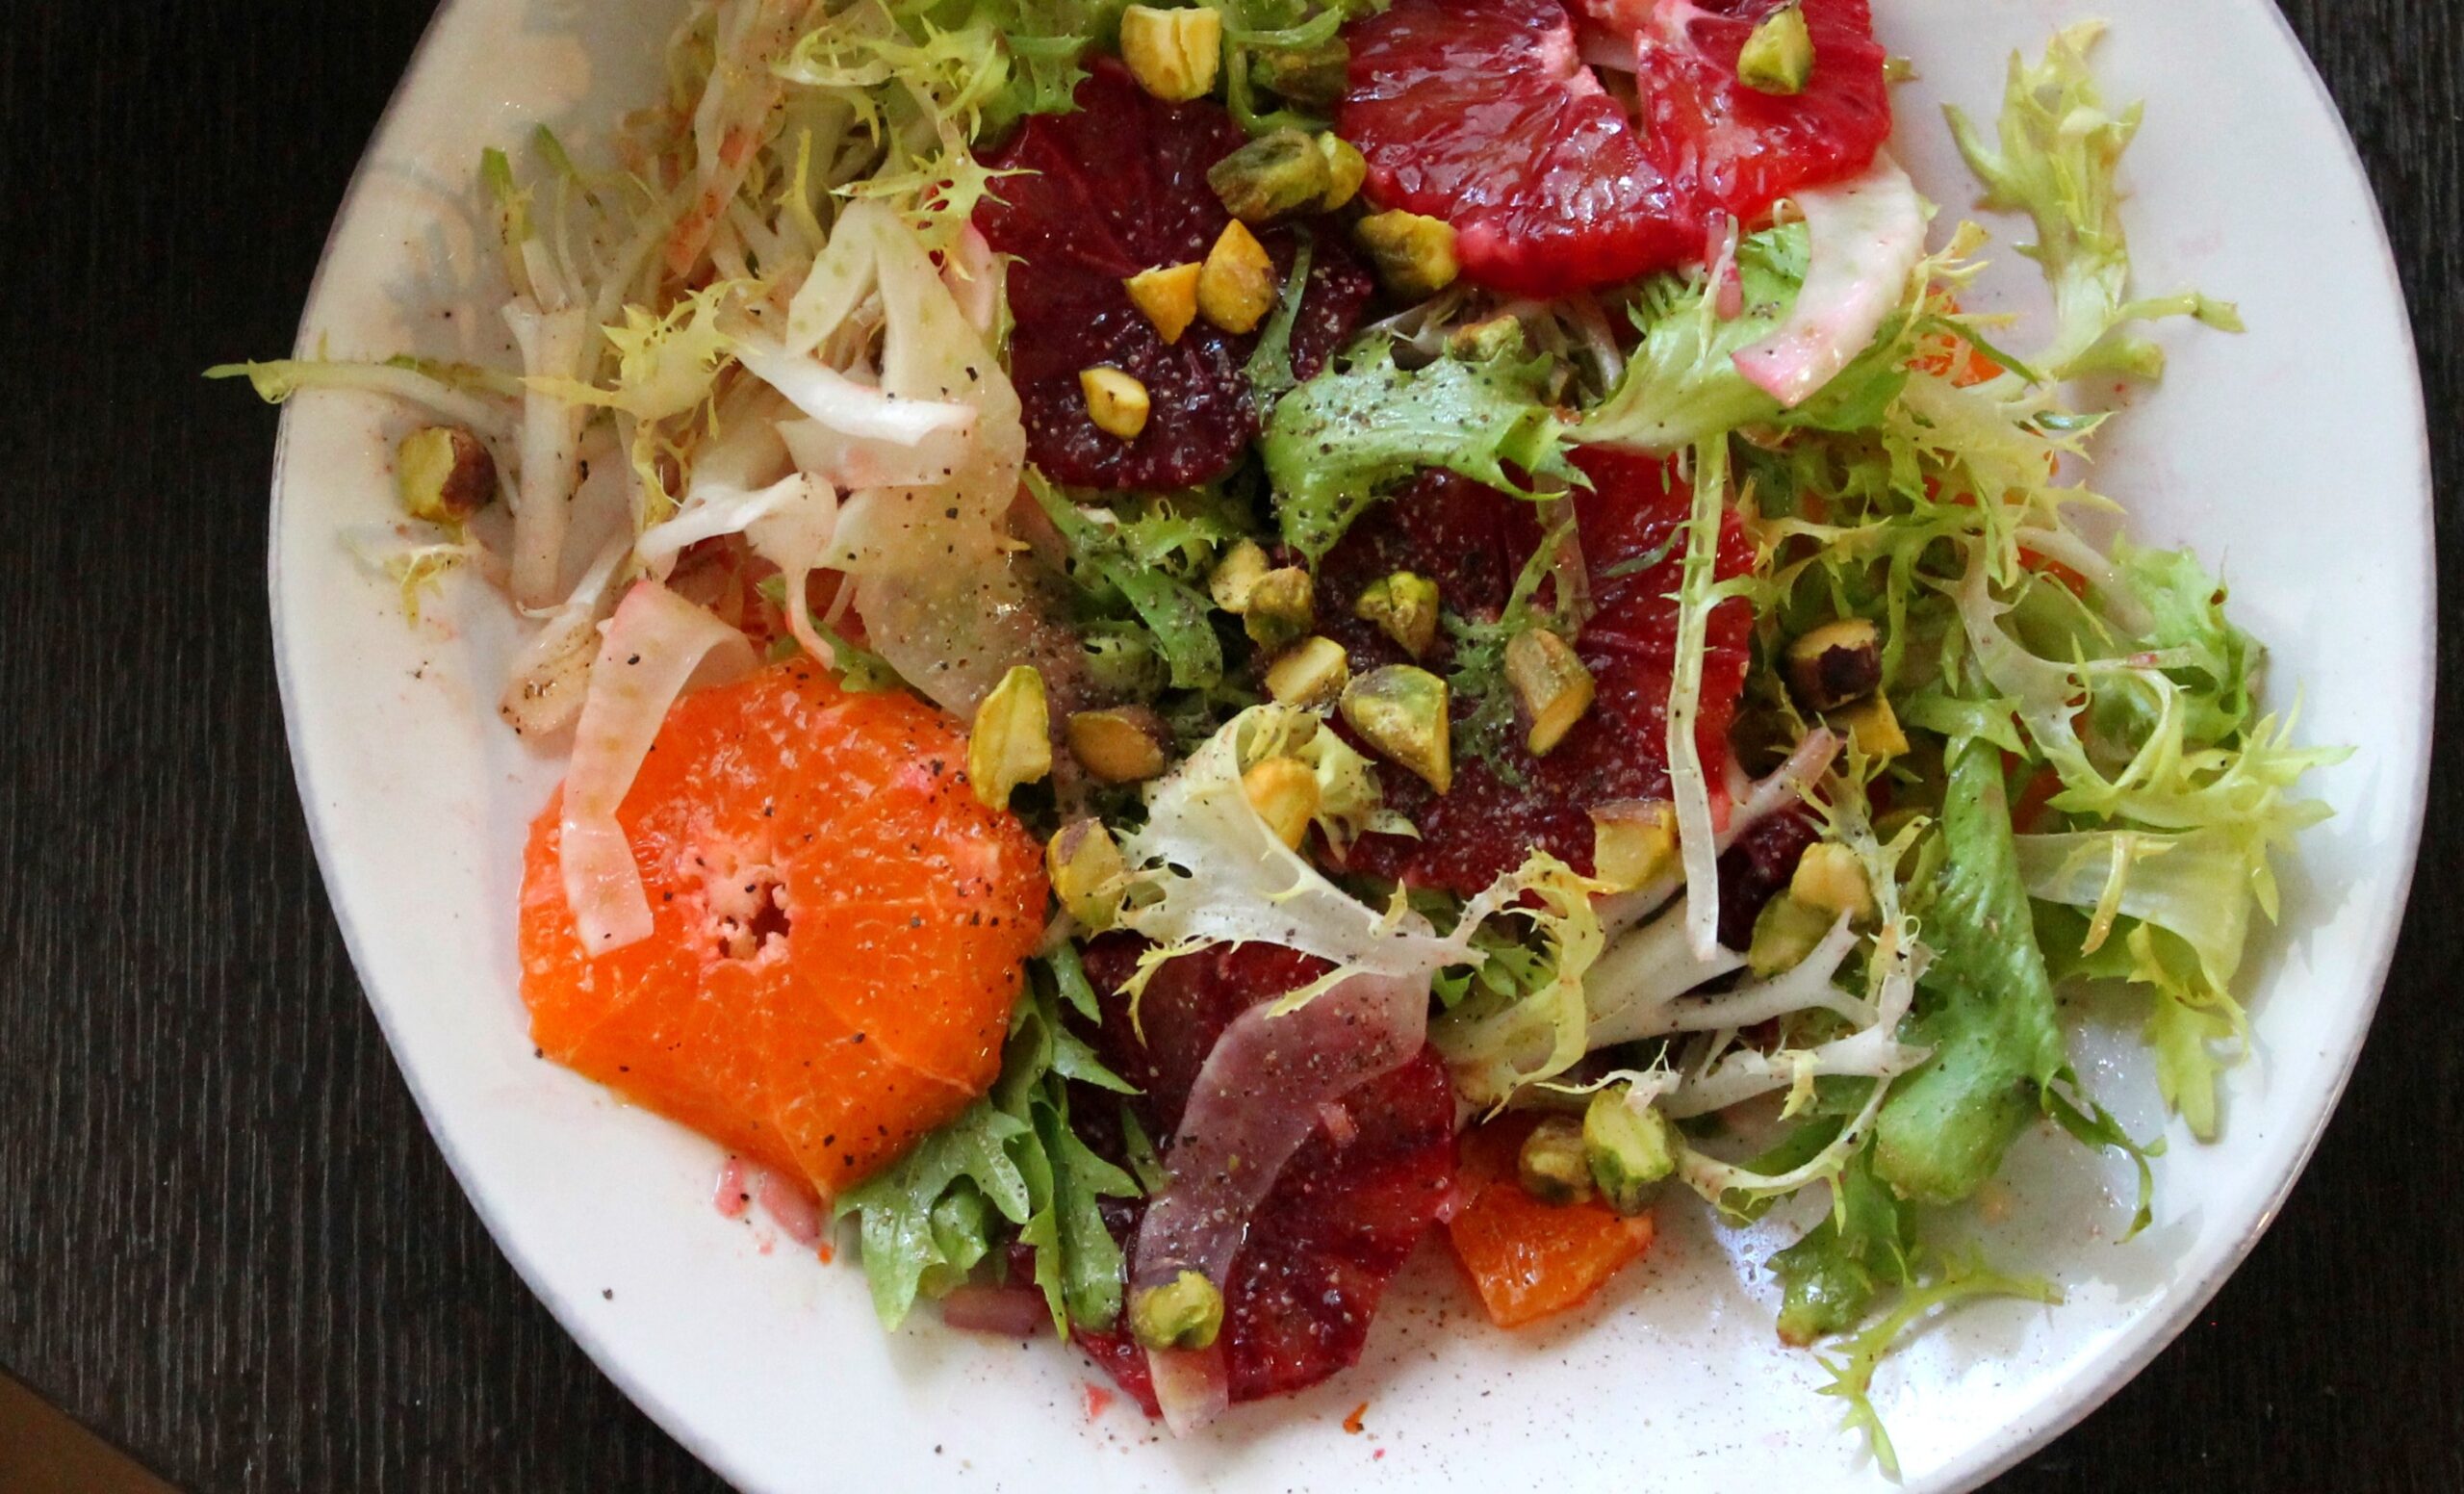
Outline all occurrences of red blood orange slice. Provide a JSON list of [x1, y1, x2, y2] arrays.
[[975, 60, 1373, 489], [1340, 0, 1697, 296], [1317, 450, 1756, 895], [1338, 0, 1889, 296], [1071, 940, 1457, 1410], [1602, 0, 1892, 221]]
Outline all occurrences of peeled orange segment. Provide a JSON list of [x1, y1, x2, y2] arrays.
[[1446, 1116, 1657, 1328], [519, 662, 1048, 1198]]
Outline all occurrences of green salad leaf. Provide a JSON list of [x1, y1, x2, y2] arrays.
[[1262, 336, 1583, 561], [1028, 474, 1230, 691], [1578, 223, 1911, 453], [835, 957, 1139, 1333], [1872, 736, 2068, 1204], [1945, 21, 2241, 382]]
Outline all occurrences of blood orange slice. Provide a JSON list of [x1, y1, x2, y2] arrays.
[[1603, 0, 1892, 220], [1318, 450, 1756, 895], [519, 662, 1048, 1198], [1338, 0, 1889, 296], [1340, 0, 1696, 296], [1071, 940, 1457, 1410], [975, 60, 1373, 490]]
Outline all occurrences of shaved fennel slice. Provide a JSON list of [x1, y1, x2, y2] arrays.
[[806, 201, 1062, 716], [500, 536, 631, 740], [1666, 436, 1732, 961], [663, 0, 805, 279], [1733, 154, 1927, 408], [938, 223, 1004, 337], [503, 296, 593, 608], [558, 581, 758, 951], [636, 472, 841, 662]]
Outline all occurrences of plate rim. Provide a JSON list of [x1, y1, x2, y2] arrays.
[[264, 1, 2439, 1487]]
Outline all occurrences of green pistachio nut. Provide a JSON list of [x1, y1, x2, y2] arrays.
[[1351, 570, 1440, 658], [1747, 891, 1835, 978], [1354, 210, 1459, 299], [967, 665, 1051, 809], [1250, 37, 1350, 107], [1738, 3, 1815, 95], [397, 425, 495, 526], [1517, 1116, 1595, 1205], [1583, 1087, 1677, 1215], [1207, 128, 1333, 225], [1314, 132, 1367, 212], [1340, 664, 1451, 793], [1243, 565, 1317, 648], [1130, 1269, 1225, 1351]]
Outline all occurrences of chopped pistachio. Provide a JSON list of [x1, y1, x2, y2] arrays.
[[1447, 315, 1527, 362], [1517, 1116, 1595, 1206], [1340, 664, 1451, 793], [1209, 538, 1271, 612], [1046, 818, 1128, 929], [1250, 36, 1349, 106], [967, 665, 1051, 808], [1829, 693, 1910, 760], [397, 425, 495, 525], [1207, 128, 1333, 224], [1243, 565, 1316, 648], [1124, 261, 1203, 344], [1118, 4, 1222, 102], [1583, 1087, 1677, 1215], [1354, 210, 1459, 299], [1351, 570, 1440, 657], [1784, 616, 1883, 712], [1129, 1269, 1224, 1351], [1079, 366, 1151, 440], [1065, 707, 1170, 785], [1590, 798, 1679, 891], [1242, 757, 1322, 850], [1790, 842, 1874, 923], [1504, 628, 1596, 756], [1197, 219, 1278, 333], [1747, 892, 1835, 978], [1264, 635, 1350, 708], [1738, 3, 1815, 95], [1314, 132, 1366, 212]]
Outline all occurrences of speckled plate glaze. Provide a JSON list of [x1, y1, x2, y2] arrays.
[[268, 1, 2431, 1487]]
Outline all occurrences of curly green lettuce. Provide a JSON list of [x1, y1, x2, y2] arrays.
[[1261, 336, 1583, 560]]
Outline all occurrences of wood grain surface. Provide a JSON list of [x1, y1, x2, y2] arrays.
[[0, 1, 2453, 1489]]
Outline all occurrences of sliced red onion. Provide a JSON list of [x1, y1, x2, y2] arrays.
[[1136, 970, 1428, 1430], [559, 580, 757, 952], [1733, 154, 1925, 408], [1146, 1344, 1229, 1435]]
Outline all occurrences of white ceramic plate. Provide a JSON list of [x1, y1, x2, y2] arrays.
[[269, 1, 2432, 1488]]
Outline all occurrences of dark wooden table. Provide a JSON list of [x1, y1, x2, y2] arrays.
[[2, 1, 2454, 1489]]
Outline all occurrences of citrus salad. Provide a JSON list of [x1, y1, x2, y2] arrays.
[[218, 0, 2341, 1466]]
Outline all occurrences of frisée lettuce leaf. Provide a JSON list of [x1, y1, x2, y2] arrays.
[[835, 951, 1139, 1334]]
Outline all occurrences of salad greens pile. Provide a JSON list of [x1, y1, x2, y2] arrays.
[[216, 0, 2340, 1467]]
